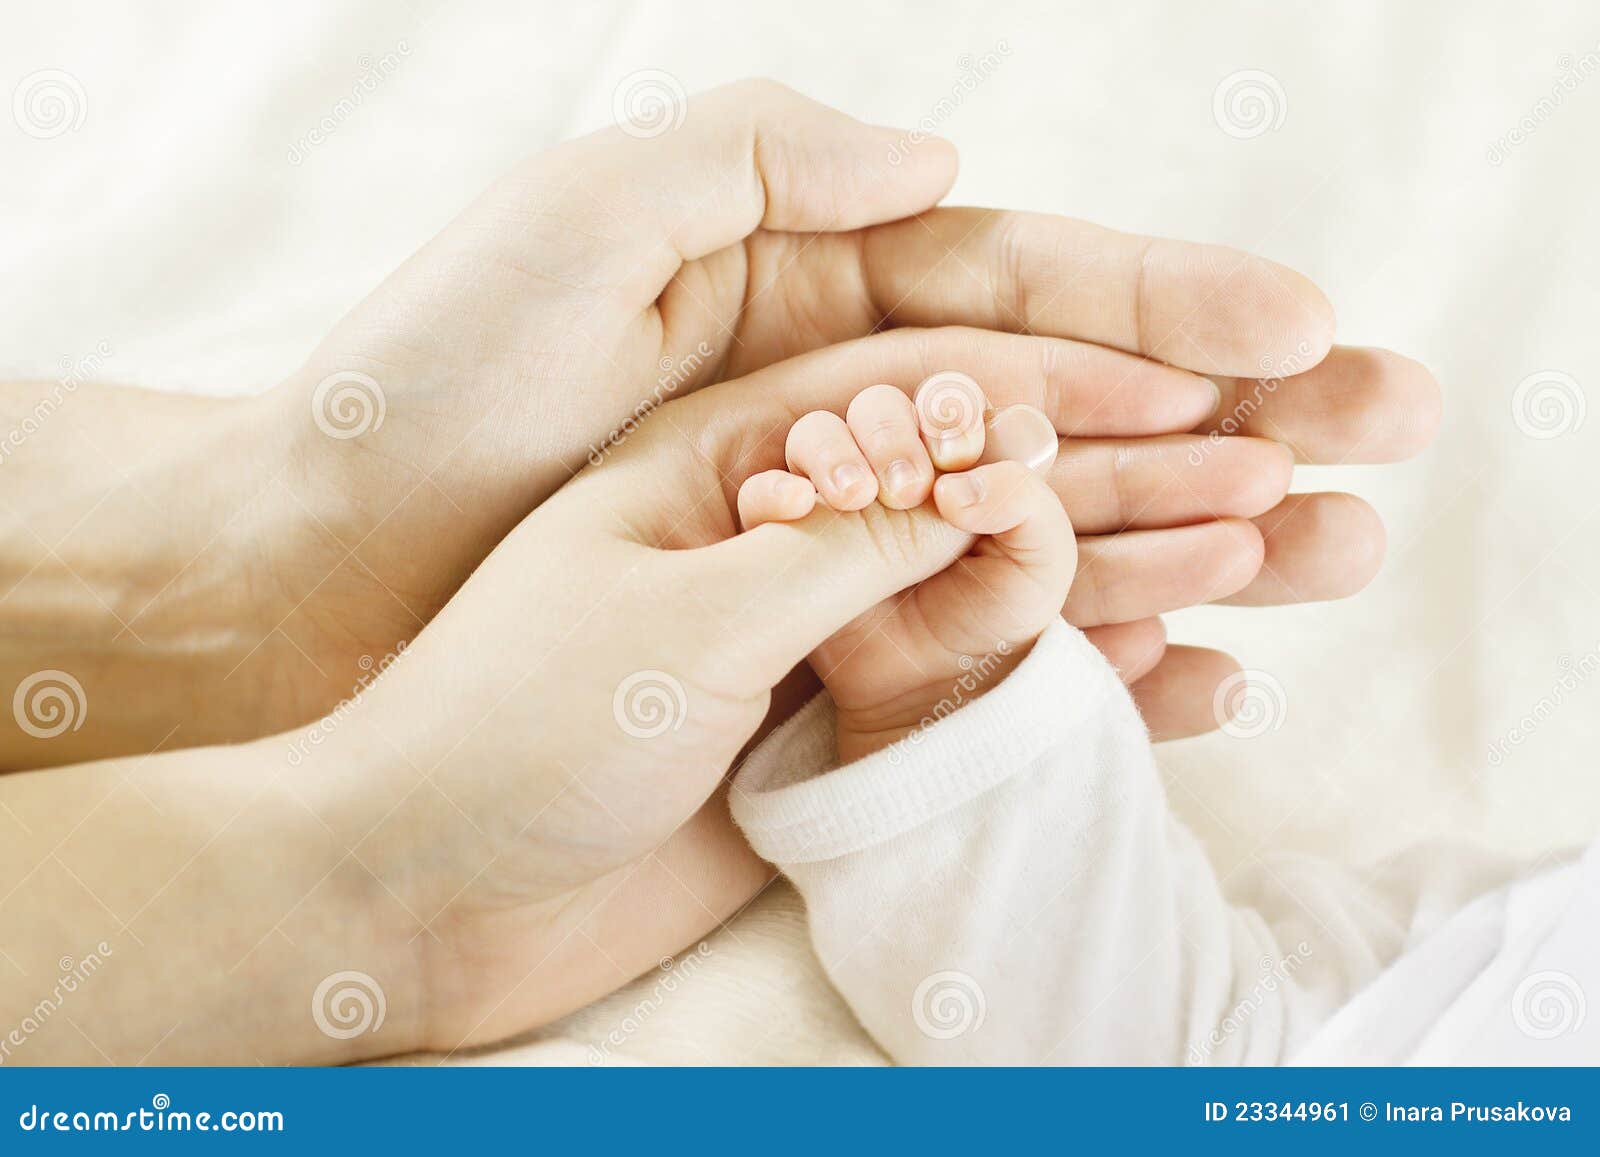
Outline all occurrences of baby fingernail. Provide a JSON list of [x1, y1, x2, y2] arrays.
[[885, 458, 920, 496], [914, 371, 985, 441], [941, 472, 986, 508], [831, 462, 870, 495]]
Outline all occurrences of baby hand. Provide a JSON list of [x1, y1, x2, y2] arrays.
[[737, 373, 1076, 763]]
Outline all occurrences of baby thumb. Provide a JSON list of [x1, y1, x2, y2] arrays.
[[682, 503, 973, 686]]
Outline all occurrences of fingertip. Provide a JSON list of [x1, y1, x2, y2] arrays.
[[1131, 645, 1245, 742], [1203, 250, 1336, 378], [1366, 348, 1443, 461], [827, 462, 878, 510], [738, 470, 817, 530], [875, 128, 959, 193], [1285, 267, 1337, 370], [915, 370, 988, 471], [980, 404, 1058, 472], [932, 460, 1028, 532]]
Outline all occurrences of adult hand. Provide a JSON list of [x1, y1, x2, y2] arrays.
[[254, 79, 1435, 749], [310, 354, 1092, 1049], [0, 80, 1436, 769]]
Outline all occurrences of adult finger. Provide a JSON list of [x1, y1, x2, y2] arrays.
[[1048, 434, 1293, 535], [1065, 519, 1265, 627], [1082, 618, 1167, 684], [676, 327, 1224, 489], [483, 79, 957, 296], [1131, 646, 1244, 742], [855, 207, 1336, 377], [1217, 492, 1387, 606], [1200, 346, 1442, 463]]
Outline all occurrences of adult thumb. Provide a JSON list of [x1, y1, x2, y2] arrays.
[[679, 503, 974, 687]]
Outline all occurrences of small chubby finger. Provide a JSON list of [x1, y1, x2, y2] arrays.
[[933, 460, 1075, 559], [784, 410, 878, 510], [914, 370, 987, 471], [737, 470, 818, 530], [845, 384, 934, 510]]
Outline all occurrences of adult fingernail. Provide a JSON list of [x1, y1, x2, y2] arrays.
[[980, 405, 1058, 472], [939, 471, 986, 509]]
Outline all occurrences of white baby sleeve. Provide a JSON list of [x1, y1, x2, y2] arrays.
[[730, 621, 1524, 1065]]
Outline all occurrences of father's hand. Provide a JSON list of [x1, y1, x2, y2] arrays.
[[260, 79, 1435, 755], [10, 80, 1435, 768]]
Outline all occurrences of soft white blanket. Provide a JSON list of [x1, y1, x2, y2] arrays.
[[7, 0, 1598, 1065]]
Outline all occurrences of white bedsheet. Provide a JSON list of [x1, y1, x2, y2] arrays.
[[6, 0, 1598, 1065]]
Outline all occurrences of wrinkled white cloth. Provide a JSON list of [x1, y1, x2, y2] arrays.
[[727, 622, 1599, 1064]]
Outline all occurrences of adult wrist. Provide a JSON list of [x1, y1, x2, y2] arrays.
[[246, 725, 434, 1062]]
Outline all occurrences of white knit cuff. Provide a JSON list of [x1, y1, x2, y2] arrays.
[[730, 620, 1126, 864]]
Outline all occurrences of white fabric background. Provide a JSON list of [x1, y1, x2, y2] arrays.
[[5, 0, 1598, 1063]]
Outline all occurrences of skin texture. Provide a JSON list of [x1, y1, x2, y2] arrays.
[[0, 80, 1443, 1061], [0, 82, 1437, 769], [742, 382, 1072, 762]]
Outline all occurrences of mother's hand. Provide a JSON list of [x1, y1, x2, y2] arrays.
[[0, 82, 1435, 762], [316, 358, 1053, 1050], [257, 79, 1435, 756]]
